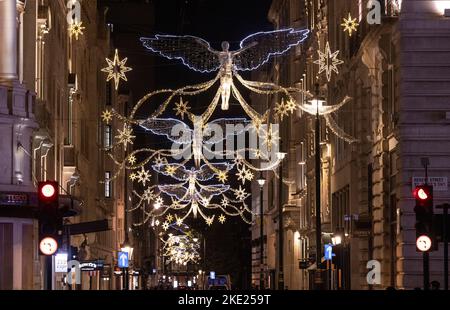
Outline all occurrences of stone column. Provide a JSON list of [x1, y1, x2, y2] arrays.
[[0, 0, 18, 84]]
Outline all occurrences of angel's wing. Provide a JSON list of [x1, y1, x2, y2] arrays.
[[233, 28, 309, 71], [158, 184, 190, 201], [195, 163, 235, 181], [140, 35, 222, 73], [203, 118, 250, 144], [138, 118, 192, 144], [198, 184, 230, 200], [152, 163, 191, 181]]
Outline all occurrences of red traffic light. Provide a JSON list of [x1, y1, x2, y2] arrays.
[[38, 181, 58, 203], [413, 185, 433, 207]]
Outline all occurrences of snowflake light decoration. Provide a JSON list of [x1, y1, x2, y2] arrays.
[[218, 214, 226, 224], [101, 49, 132, 90], [174, 98, 191, 120], [313, 41, 344, 82], [136, 167, 151, 186]]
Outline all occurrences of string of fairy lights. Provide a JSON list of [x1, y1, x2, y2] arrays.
[[95, 17, 361, 228]]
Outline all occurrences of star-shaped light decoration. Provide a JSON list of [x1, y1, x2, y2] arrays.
[[237, 165, 255, 184], [234, 186, 248, 201], [165, 165, 177, 176], [218, 214, 226, 224], [69, 21, 85, 40], [221, 198, 229, 208], [155, 196, 164, 206], [201, 197, 210, 206], [153, 154, 168, 166], [176, 216, 184, 226], [128, 155, 137, 165], [274, 99, 290, 121], [155, 219, 160, 226], [143, 188, 155, 204], [166, 214, 174, 223], [341, 13, 359, 37], [205, 216, 214, 226], [285, 99, 297, 114], [313, 41, 344, 82], [115, 124, 135, 150], [129, 172, 137, 181], [162, 221, 170, 231], [136, 167, 151, 186], [217, 170, 228, 183], [101, 49, 132, 90], [261, 124, 280, 150], [101, 110, 113, 124], [174, 98, 191, 120]]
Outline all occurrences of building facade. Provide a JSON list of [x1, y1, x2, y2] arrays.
[[252, 0, 450, 290], [0, 0, 127, 289]]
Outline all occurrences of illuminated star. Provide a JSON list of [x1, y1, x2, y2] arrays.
[[136, 167, 151, 186], [218, 214, 226, 224], [176, 216, 184, 226], [174, 97, 191, 120], [115, 124, 135, 150], [261, 124, 280, 150], [101, 49, 132, 90], [236, 165, 253, 184], [341, 13, 359, 37], [217, 171, 228, 183], [129, 173, 137, 181], [101, 110, 113, 124], [285, 98, 297, 114], [313, 41, 344, 82], [142, 188, 155, 204], [274, 99, 290, 121], [69, 21, 85, 40], [155, 196, 164, 206], [171, 200, 180, 208], [221, 198, 229, 207], [201, 197, 210, 206], [234, 186, 248, 201], [205, 217, 214, 226], [154, 154, 168, 166], [244, 169, 254, 182], [155, 219, 160, 226], [162, 221, 170, 231], [165, 165, 177, 176], [128, 155, 137, 165], [166, 214, 174, 223]]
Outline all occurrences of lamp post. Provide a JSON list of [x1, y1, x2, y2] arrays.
[[121, 241, 133, 290], [276, 150, 287, 290], [257, 174, 266, 290], [309, 84, 326, 274]]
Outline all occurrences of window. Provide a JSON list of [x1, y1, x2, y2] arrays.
[[104, 125, 112, 148], [105, 171, 112, 198]]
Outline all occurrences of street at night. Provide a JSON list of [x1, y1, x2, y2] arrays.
[[0, 0, 450, 307]]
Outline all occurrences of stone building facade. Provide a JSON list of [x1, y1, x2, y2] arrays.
[[0, 0, 127, 289], [251, 0, 450, 290]]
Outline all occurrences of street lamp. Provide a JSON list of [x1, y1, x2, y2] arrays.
[[121, 241, 133, 290], [308, 83, 326, 275], [257, 173, 266, 290]]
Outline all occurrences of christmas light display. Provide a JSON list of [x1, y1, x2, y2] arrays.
[[101, 49, 132, 90], [313, 41, 344, 82], [68, 21, 85, 40], [341, 13, 359, 37]]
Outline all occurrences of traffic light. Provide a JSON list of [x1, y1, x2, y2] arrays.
[[413, 184, 434, 252], [38, 181, 62, 255]]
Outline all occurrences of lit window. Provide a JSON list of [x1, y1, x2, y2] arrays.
[[105, 171, 112, 198], [105, 125, 112, 148]]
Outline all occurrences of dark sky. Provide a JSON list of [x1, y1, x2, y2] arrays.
[[103, 0, 273, 288]]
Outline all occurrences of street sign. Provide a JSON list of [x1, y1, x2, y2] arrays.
[[55, 253, 68, 272], [417, 235, 432, 252], [412, 177, 448, 191], [324, 244, 335, 261], [118, 251, 129, 268]]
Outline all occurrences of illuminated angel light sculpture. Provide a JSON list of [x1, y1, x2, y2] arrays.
[[138, 117, 249, 167], [131, 162, 252, 226], [141, 28, 310, 110], [162, 234, 201, 266]]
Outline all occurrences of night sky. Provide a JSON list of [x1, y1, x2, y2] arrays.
[[103, 0, 273, 288]]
